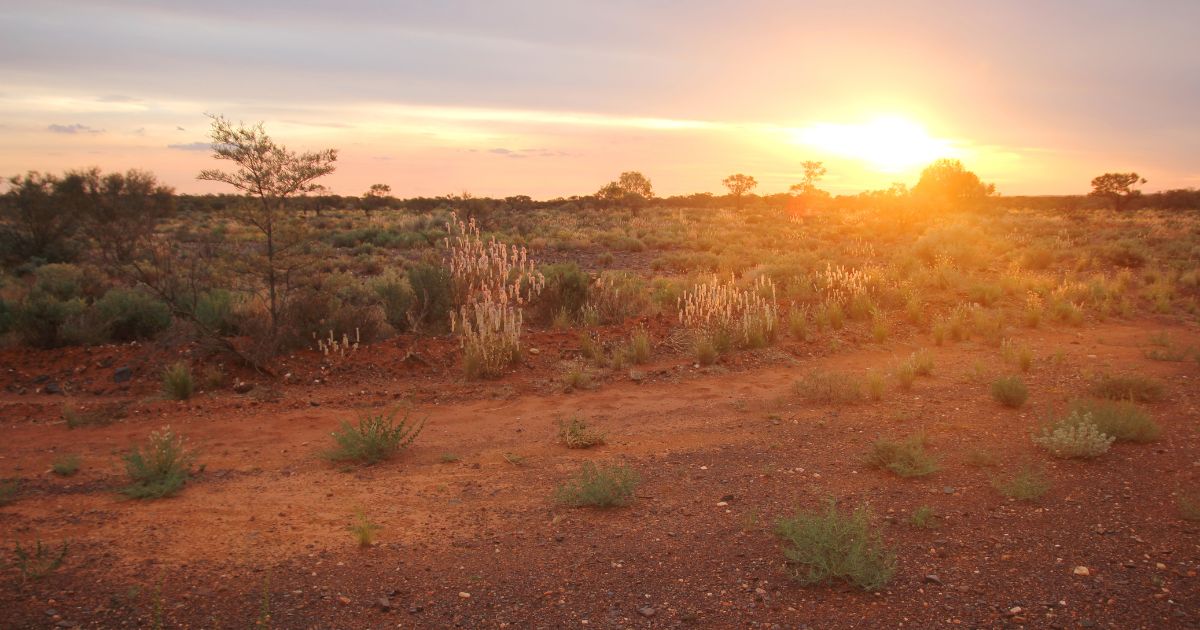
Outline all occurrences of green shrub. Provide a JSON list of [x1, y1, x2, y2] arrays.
[[558, 416, 605, 449], [537, 263, 589, 323], [32, 263, 86, 300], [1066, 398, 1160, 443], [195, 289, 239, 335], [93, 288, 171, 341], [51, 454, 80, 476], [865, 434, 938, 477], [695, 335, 718, 366], [774, 500, 896, 591], [1033, 412, 1114, 458], [990, 375, 1028, 408], [12, 293, 86, 348], [0, 479, 18, 506], [894, 362, 916, 390], [406, 263, 453, 332], [122, 427, 195, 499], [909, 506, 938, 529], [794, 370, 863, 404], [162, 362, 194, 400], [555, 462, 639, 507], [1090, 374, 1165, 402], [992, 464, 1050, 500], [324, 410, 424, 465], [629, 328, 652, 364], [12, 539, 69, 580], [371, 270, 414, 331], [348, 509, 380, 547]]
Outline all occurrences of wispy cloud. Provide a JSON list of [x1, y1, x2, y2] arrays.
[[47, 123, 103, 134], [167, 141, 212, 151]]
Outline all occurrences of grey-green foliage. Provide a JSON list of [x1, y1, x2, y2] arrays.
[[774, 500, 896, 591]]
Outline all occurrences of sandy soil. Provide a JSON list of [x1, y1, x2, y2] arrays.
[[1, 318, 1198, 628]]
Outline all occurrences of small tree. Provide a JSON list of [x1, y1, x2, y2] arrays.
[[722, 174, 757, 209], [1089, 172, 1146, 211], [198, 114, 337, 342], [787, 161, 829, 215], [71, 169, 175, 265], [911, 158, 994, 209], [597, 171, 653, 209], [362, 183, 392, 217], [1, 171, 80, 262]]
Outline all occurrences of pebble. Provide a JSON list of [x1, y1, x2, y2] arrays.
[[1073, 566, 1090, 576], [459, 592, 471, 599], [924, 574, 943, 586], [638, 606, 656, 618], [378, 596, 391, 612], [337, 596, 351, 605]]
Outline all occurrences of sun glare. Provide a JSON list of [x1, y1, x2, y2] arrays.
[[792, 116, 957, 173]]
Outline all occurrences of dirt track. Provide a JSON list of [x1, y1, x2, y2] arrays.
[[2, 320, 1199, 628]]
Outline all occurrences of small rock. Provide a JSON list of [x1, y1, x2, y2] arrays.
[[1073, 566, 1090, 576], [377, 596, 391, 612], [638, 607, 656, 618], [1007, 606, 1023, 616], [44, 382, 63, 395], [233, 380, 254, 394], [942, 486, 955, 494], [337, 596, 351, 605], [458, 592, 471, 599], [529, 348, 540, 355], [113, 367, 132, 383], [924, 574, 943, 586]]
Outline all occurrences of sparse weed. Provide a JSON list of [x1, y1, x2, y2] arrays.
[[161, 361, 194, 401], [0, 479, 19, 506], [439, 453, 461, 463], [52, 454, 80, 476], [324, 410, 424, 465], [555, 462, 639, 507], [909, 505, 938, 529], [993, 464, 1050, 500], [348, 509, 380, 547], [774, 500, 896, 592], [122, 426, 194, 499], [794, 369, 863, 404], [990, 375, 1028, 408], [561, 361, 593, 391], [629, 328, 652, 364], [558, 415, 606, 449], [1091, 373, 1165, 402], [865, 433, 939, 477], [12, 539, 69, 580], [1067, 398, 1160, 443]]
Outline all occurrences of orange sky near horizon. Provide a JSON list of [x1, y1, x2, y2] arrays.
[[1, 1, 1197, 198]]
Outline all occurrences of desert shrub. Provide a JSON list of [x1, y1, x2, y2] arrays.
[[679, 275, 778, 349], [536, 262, 589, 323], [894, 362, 916, 390], [1067, 398, 1160, 443], [12, 292, 86, 348], [794, 369, 863, 404], [908, 349, 934, 375], [865, 372, 885, 401], [457, 300, 523, 379], [93, 288, 171, 341], [694, 335, 719, 366], [555, 462, 639, 507], [348, 509, 380, 547], [1033, 413, 1114, 458], [993, 464, 1050, 500], [865, 434, 938, 477], [561, 361, 593, 391], [122, 426, 195, 499], [406, 263, 454, 332], [990, 375, 1028, 408], [629, 328, 652, 364], [31, 263, 87, 300], [909, 506, 938, 529], [0, 297, 12, 335], [195, 289, 239, 336], [63, 400, 129, 428], [588, 271, 651, 324], [787, 307, 810, 340], [370, 270, 414, 331], [0, 479, 18, 506], [774, 500, 896, 592], [558, 415, 606, 449], [51, 454, 80, 476], [1105, 241, 1148, 268], [12, 540, 69, 580], [162, 361, 194, 400], [324, 410, 424, 465], [1090, 373, 1165, 402]]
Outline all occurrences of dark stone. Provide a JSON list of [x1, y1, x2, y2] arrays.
[[44, 382, 63, 395], [113, 367, 133, 383]]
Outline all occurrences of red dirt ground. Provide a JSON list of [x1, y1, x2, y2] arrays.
[[1, 318, 1198, 628]]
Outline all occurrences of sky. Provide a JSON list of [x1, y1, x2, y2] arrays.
[[1, 0, 1198, 198]]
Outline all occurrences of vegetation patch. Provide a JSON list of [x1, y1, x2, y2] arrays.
[[990, 375, 1028, 408], [324, 410, 424, 465], [1090, 373, 1165, 402], [774, 500, 896, 592], [1066, 398, 1160, 443], [162, 361, 194, 401], [794, 369, 863, 404], [555, 462, 639, 508], [865, 433, 939, 477], [122, 426, 195, 499], [1033, 414, 1114, 458], [992, 464, 1051, 500], [558, 416, 606, 449]]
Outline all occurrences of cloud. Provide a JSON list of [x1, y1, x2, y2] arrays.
[[488, 148, 526, 158], [47, 123, 102, 134], [167, 141, 212, 151]]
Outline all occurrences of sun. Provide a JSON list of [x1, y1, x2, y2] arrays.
[[790, 115, 956, 173]]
